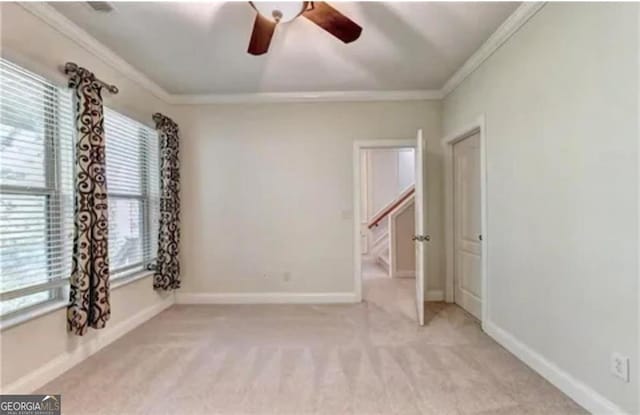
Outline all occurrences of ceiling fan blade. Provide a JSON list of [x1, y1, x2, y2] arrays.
[[302, 2, 362, 43], [248, 14, 277, 55]]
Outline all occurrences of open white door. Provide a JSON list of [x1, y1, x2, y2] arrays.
[[414, 129, 428, 325]]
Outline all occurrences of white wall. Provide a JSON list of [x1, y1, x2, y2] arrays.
[[174, 101, 443, 297], [365, 148, 415, 218], [393, 202, 415, 275], [397, 149, 415, 192], [443, 3, 639, 413], [369, 149, 400, 217], [0, 3, 175, 392]]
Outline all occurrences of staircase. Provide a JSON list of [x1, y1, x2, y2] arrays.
[[370, 218, 391, 273], [366, 186, 415, 277]]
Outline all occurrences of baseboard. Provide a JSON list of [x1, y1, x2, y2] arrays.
[[176, 292, 358, 305], [394, 270, 415, 278], [426, 290, 445, 301], [3, 295, 175, 394], [484, 320, 627, 415]]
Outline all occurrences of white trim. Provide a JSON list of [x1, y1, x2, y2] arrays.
[[389, 214, 396, 279], [17, 1, 542, 104], [111, 270, 154, 290], [442, 116, 488, 325], [394, 271, 416, 279], [485, 320, 628, 415], [353, 139, 417, 150], [18, 2, 172, 103], [360, 150, 370, 255], [0, 300, 67, 332], [170, 90, 442, 104], [0, 272, 157, 331], [353, 139, 416, 302], [441, 2, 545, 97], [2, 294, 174, 394], [426, 290, 444, 302], [16, 2, 440, 105], [175, 292, 357, 305]]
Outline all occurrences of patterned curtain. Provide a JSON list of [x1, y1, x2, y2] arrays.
[[152, 113, 181, 290], [65, 64, 111, 335]]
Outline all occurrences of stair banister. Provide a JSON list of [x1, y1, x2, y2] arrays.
[[367, 185, 415, 229]]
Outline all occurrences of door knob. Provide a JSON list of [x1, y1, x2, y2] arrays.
[[478, 234, 483, 241]]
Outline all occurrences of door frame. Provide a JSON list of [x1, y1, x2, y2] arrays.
[[442, 115, 488, 325], [352, 139, 416, 302]]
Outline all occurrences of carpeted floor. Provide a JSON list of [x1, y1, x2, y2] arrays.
[[37, 301, 585, 415], [363, 275, 417, 322], [361, 256, 417, 321]]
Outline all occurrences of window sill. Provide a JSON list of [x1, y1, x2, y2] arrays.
[[111, 269, 154, 289], [0, 299, 67, 331], [0, 270, 155, 332]]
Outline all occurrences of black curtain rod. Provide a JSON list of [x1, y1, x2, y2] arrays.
[[63, 62, 119, 94]]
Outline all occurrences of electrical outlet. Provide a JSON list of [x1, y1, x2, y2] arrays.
[[283, 272, 291, 282], [611, 353, 630, 382]]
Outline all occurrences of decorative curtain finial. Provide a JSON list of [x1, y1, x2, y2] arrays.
[[153, 112, 179, 131], [63, 62, 119, 94]]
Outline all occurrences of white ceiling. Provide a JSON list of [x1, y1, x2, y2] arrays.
[[50, 2, 519, 95]]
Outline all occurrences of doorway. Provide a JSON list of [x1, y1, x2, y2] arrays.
[[353, 132, 428, 325], [443, 117, 487, 324]]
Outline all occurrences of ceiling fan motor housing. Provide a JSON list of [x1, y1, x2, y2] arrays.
[[251, 2, 309, 24], [247, 1, 362, 56]]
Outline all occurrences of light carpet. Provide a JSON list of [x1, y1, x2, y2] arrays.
[[37, 303, 585, 415]]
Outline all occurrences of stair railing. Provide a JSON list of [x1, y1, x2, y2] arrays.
[[367, 185, 415, 229]]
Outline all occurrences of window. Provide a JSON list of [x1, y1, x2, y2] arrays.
[[0, 59, 74, 317], [0, 58, 161, 319], [104, 109, 160, 277]]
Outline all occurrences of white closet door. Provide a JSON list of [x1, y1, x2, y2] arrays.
[[453, 132, 482, 319]]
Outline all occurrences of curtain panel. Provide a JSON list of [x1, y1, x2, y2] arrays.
[[152, 113, 181, 290], [66, 65, 111, 336]]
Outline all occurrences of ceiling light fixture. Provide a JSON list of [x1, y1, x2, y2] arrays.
[[247, 1, 362, 55], [251, 2, 307, 23]]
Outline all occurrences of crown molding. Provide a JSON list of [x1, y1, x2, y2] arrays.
[[18, 2, 172, 103], [19, 1, 542, 104], [440, 2, 545, 98], [170, 89, 443, 105], [17, 2, 440, 105]]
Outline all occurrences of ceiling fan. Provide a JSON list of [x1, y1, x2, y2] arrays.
[[248, 2, 362, 55]]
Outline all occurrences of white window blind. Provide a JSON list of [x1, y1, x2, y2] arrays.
[[0, 58, 74, 316], [104, 108, 160, 277], [0, 58, 161, 319]]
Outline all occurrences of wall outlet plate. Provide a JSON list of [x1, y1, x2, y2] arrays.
[[611, 353, 630, 382]]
